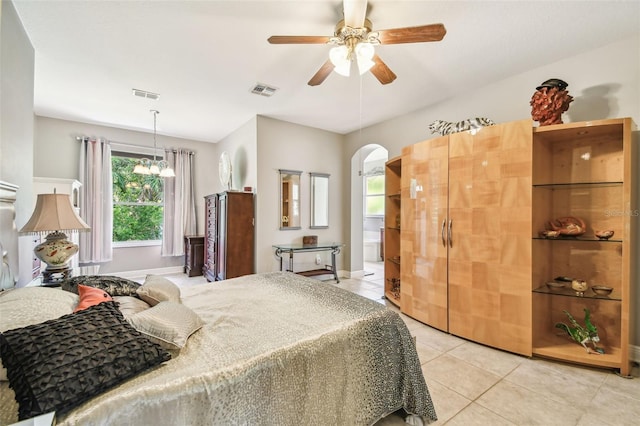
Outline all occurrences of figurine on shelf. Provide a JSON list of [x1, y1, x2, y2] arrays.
[[571, 279, 588, 296], [388, 277, 401, 300], [555, 308, 604, 355], [530, 78, 574, 126], [546, 216, 586, 237]]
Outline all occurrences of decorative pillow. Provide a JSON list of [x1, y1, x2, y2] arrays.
[[0, 287, 78, 381], [113, 296, 151, 319], [136, 275, 181, 306], [0, 301, 171, 420], [74, 285, 113, 312], [128, 301, 204, 350], [61, 275, 141, 296]]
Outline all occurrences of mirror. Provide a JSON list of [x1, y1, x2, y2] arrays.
[[310, 173, 329, 229], [279, 169, 301, 230]]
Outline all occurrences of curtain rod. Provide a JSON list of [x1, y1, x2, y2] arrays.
[[75, 137, 195, 154]]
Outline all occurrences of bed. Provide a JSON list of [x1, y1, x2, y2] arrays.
[[0, 270, 436, 425], [0, 180, 435, 425]]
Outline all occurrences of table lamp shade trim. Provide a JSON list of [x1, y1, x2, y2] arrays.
[[19, 193, 90, 235]]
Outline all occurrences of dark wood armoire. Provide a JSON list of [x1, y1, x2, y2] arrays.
[[203, 191, 254, 282]]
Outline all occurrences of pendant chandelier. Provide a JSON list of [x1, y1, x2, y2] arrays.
[[133, 110, 175, 177]]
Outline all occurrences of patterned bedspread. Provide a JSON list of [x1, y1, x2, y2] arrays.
[[1, 272, 436, 425]]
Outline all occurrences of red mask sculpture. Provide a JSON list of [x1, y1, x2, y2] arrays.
[[530, 78, 574, 126]]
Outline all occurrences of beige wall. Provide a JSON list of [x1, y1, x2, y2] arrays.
[[255, 116, 345, 275], [32, 116, 218, 275], [215, 117, 257, 193], [1, 0, 35, 285], [344, 36, 640, 159]]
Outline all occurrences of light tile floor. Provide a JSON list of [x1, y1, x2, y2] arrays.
[[165, 263, 640, 425]]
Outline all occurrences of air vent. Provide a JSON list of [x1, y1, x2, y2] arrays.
[[250, 83, 278, 97], [132, 88, 160, 100]]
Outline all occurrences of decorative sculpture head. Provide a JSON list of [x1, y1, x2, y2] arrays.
[[530, 78, 574, 126]]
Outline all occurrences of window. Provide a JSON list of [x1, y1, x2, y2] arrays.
[[365, 174, 385, 216], [112, 153, 164, 245]]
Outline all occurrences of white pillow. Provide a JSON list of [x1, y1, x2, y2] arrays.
[[136, 275, 181, 306], [127, 301, 203, 350], [112, 295, 151, 318]]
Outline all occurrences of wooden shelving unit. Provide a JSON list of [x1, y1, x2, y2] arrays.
[[384, 156, 402, 306], [531, 118, 637, 376]]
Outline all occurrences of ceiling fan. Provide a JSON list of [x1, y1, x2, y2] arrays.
[[267, 0, 446, 86]]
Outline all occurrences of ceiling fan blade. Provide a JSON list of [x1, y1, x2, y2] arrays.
[[370, 55, 397, 85], [268, 35, 331, 44], [308, 60, 335, 86], [377, 23, 446, 44], [343, 0, 368, 28]]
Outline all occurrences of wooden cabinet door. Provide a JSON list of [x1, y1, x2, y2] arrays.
[[401, 135, 449, 331], [217, 191, 255, 280], [447, 120, 533, 356]]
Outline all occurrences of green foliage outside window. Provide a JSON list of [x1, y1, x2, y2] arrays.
[[366, 175, 385, 195], [365, 175, 385, 216], [112, 156, 164, 242]]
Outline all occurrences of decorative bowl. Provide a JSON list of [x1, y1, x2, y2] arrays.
[[594, 230, 614, 240], [591, 285, 613, 296], [546, 281, 565, 290]]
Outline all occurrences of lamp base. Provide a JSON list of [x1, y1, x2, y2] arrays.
[[42, 265, 72, 285], [34, 231, 78, 284]]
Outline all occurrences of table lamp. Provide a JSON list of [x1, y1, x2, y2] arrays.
[[19, 192, 90, 284]]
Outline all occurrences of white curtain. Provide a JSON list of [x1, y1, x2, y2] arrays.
[[78, 138, 113, 263], [162, 149, 196, 256]]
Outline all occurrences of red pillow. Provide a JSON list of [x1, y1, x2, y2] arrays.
[[74, 285, 113, 312]]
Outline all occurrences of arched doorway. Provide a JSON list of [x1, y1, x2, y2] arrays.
[[349, 144, 388, 281]]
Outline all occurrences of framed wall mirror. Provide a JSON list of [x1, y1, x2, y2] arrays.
[[310, 173, 329, 229], [279, 169, 301, 230]]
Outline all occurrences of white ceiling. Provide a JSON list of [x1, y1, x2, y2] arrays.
[[13, 0, 640, 143]]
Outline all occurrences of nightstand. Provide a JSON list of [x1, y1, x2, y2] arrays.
[[184, 235, 204, 277]]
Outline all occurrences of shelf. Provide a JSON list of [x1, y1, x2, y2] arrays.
[[384, 290, 400, 307], [385, 155, 402, 313], [532, 118, 626, 138], [533, 334, 622, 370], [533, 236, 622, 243], [296, 268, 334, 278], [533, 285, 621, 301], [386, 157, 402, 174], [533, 181, 622, 189]]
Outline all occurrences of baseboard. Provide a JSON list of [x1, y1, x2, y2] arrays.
[[631, 345, 640, 364], [347, 270, 366, 279], [110, 266, 184, 281]]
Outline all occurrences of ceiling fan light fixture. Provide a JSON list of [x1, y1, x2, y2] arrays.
[[357, 56, 375, 75], [356, 41, 374, 59], [355, 42, 375, 74], [330, 45, 351, 76]]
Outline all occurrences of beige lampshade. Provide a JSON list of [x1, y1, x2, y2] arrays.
[[19, 193, 90, 235]]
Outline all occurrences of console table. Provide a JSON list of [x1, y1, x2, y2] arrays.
[[273, 242, 343, 283]]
